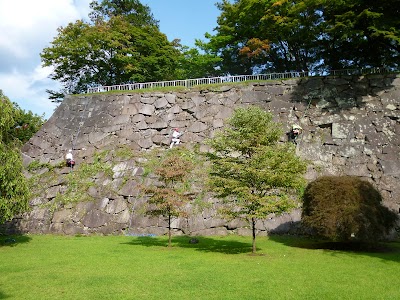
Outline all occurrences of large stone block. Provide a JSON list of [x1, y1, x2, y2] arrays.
[[112, 209, 131, 224], [105, 198, 128, 214], [150, 120, 168, 129], [241, 90, 269, 103], [379, 160, 400, 176], [188, 121, 208, 133], [332, 123, 354, 139], [140, 96, 155, 104], [165, 94, 176, 104], [137, 103, 155, 116], [154, 97, 169, 109], [63, 223, 85, 235], [52, 209, 72, 223], [118, 180, 140, 197], [81, 210, 111, 228], [45, 186, 60, 199], [215, 106, 234, 119]]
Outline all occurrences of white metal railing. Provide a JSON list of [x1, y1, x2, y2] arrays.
[[86, 67, 392, 94]]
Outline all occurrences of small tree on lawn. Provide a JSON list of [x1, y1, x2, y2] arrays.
[[143, 148, 194, 247], [207, 106, 307, 254]]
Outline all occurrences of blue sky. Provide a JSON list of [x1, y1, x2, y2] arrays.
[[0, 0, 221, 118], [142, 0, 220, 47]]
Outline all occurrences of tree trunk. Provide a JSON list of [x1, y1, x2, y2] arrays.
[[252, 217, 256, 253], [168, 212, 172, 248]]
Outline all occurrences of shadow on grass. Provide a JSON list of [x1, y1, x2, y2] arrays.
[[0, 290, 11, 299], [123, 235, 255, 254], [0, 235, 32, 248], [268, 234, 400, 263]]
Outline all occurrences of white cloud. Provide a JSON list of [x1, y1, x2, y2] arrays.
[[0, 67, 58, 118], [0, 0, 92, 118], [0, 0, 87, 62]]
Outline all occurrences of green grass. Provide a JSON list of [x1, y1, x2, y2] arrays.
[[0, 235, 399, 300]]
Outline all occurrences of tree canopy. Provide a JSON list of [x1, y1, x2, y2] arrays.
[[202, 0, 399, 74], [142, 148, 195, 247], [0, 90, 30, 224], [8, 103, 45, 144], [207, 106, 307, 253], [175, 45, 223, 79], [89, 0, 158, 26], [41, 0, 182, 101]]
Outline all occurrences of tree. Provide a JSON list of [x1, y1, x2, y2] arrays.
[[0, 91, 14, 144], [142, 148, 194, 247], [203, 0, 399, 74], [8, 103, 45, 144], [41, 0, 181, 101], [207, 106, 307, 253], [0, 90, 30, 224], [320, 0, 400, 69], [175, 44, 222, 79], [89, 0, 158, 26], [301, 176, 398, 243], [203, 0, 322, 74]]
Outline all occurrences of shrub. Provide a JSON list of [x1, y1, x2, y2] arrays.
[[301, 176, 398, 243]]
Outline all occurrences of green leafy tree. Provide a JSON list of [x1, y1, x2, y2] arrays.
[[174, 42, 222, 79], [320, 0, 400, 69], [207, 106, 307, 253], [203, 0, 399, 74], [8, 103, 45, 144], [89, 0, 158, 26], [0, 91, 14, 144], [41, 0, 181, 101], [203, 0, 322, 74], [0, 90, 30, 224], [302, 176, 398, 243], [143, 148, 194, 247]]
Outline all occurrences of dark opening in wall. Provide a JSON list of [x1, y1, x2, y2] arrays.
[[318, 123, 333, 135]]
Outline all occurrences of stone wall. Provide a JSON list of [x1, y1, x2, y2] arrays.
[[9, 73, 400, 236]]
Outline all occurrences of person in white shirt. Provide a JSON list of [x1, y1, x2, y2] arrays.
[[65, 149, 74, 168], [170, 128, 182, 148], [289, 124, 303, 144]]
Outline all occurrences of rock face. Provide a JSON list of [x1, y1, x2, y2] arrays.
[[8, 74, 400, 236]]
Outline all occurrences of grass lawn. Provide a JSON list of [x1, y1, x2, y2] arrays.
[[0, 234, 399, 300]]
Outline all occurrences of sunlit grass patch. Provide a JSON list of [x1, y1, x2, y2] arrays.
[[1, 234, 399, 299]]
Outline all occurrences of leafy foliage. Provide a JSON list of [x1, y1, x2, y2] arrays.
[[207, 106, 307, 253], [203, 0, 399, 74], [175, 44, 222, 79], [7, 102, 45, 144], [0, 90, 14, 144], [41, 0, 181, 101], [142, 148, 196, 247], [0, 91, 30, 223], [89, 0, 158, 26], [301, 176, 398, 243]]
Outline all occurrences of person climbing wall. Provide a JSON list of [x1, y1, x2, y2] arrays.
[[169, 128, 183, 148], [288, 124, 303, 144], [65, 149, 75, 168]]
